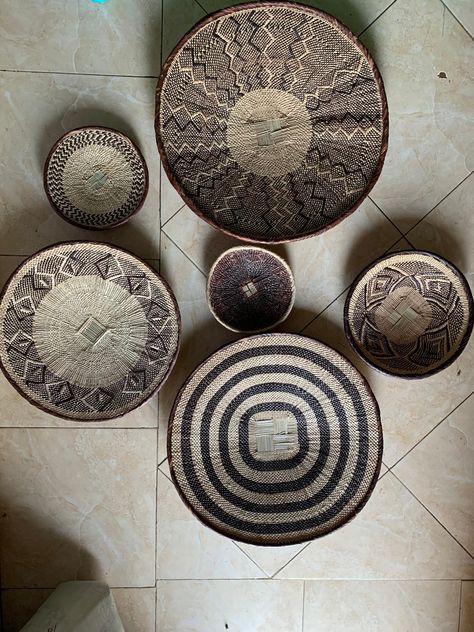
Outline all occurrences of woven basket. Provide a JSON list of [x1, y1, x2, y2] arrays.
[[156, 2, 388, 244], [0, 242, 180, 420], [168, 333, 382, 546], [44, 126, 148, 230], [344, 250, 474, 378], [207, 246, 295, 333]]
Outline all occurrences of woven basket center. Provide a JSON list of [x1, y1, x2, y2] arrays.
[[33, 275, 148, 388], [227, 88, 312, 178], [374, 286, 432, 345], [62, 145, 134, 214], [249, 411, 298, 461]]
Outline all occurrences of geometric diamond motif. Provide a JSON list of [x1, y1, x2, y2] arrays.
[[23, 360, 46, 384], [8, 330, 34, 355], [128, 275, 151, 298], [82, 387, 114, 411], [94, 255, 124, 280], [123, 370, 146, 393], [46, 381, 74, 404], [13, 296, 35, 320]]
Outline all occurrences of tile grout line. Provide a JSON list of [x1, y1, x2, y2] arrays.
[[298, 233, 408, 335], [271, 542, 312, 578], [231, 542, 270, 578], [358, 0, 399, 37], [391, 471, 474, 562], [368, 196, 405, 240], [301, 581, 306, 632], [438, 0, 474, 41], [160, 203, 186, 230], [388, 391, 474, 471], [457, 580, 463, 632], [402, 171, 473, 239], [162, 230, 208, 277], [0, 67, 160, 80]]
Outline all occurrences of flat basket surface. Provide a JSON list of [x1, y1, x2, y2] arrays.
[[156, 2, 388, 243], [344, 251, 474, 378], [207, 246, 295, 332], [0, 242, 180, 420], [168, 333, 382, 545], [45, 127, 148, 230]]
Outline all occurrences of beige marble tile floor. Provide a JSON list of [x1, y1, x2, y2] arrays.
[[0, 0, 473, 630]]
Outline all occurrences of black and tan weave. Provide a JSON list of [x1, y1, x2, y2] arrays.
[[45, 127, 148, 230], [207, 246, 295, 332], [168, 334, 382, 545], [344, 251, 474, 378], [0, 242, 180, 420], [156, 2, 388, 243]]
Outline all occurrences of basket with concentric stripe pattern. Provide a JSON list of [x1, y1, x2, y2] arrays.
[[168, 333, 382, 545]]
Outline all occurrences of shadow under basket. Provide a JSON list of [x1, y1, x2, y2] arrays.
[[168, 333, 383, 546], [156, 1, 388, 244], [44, 126, 148, 230], [207, 246, 295, 333], [344, 250, 474, 378], [0, 241, 180, 421]]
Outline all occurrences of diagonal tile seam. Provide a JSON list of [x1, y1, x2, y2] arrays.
[[0, 67, 161, 80], [161, 229, 208, 276], [387, 391, 474, 472], [391, 470, 474, 563], [298, 233, 408, 335], [160, 203, 186, 230], [157, 461, 270, 578], [401, 171, 473, 240], [439, 0, 474, 40], [357, 0, 400, 37], [368, 195, 407, 240]]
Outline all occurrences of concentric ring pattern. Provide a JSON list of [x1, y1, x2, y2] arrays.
[[168, 334, 382, 545], [0, 242, 180, 420], [45, 127, 148, 229]]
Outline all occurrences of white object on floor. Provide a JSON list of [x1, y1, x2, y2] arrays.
[[20, 581, 124, 632]]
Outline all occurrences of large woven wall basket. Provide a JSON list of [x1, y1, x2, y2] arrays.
[[156, 2, 388, 243], [0, 242, 180, 420], [168, 333, 382, 546]]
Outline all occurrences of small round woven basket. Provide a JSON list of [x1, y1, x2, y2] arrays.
[[0, 241, 180, 420], [44, 126, 148, 230], [344, 250, 474, 378], [168, 333, 382, 546], [207, 246, 295, 333], [156, 2, 388, 244]]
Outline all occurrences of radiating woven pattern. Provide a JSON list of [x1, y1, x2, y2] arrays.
[[207, 246, 295, 332], [0, 243, 180, 420], [344, 251, 473, 377], [169, 334, 382, 545], [157, 2, 387, 243], [45, 127, 148, 229]]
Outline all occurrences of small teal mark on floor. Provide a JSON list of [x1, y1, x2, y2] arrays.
[[91, 0, 109, 4]]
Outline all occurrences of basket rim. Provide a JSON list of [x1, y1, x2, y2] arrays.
[[343, 248, 474, 379], [0, 239, 181, 422], [167, 331, 383, 546], [206, 246, 296, 333], [43, 125, 149, 231], [155, 0, 389, 245]]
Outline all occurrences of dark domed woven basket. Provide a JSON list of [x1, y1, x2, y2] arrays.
[[44, 126, 148, 230], [156, 2, 388, 244], [344, 251, 474, 378], [168, 333, 382, 545], [207, 246, 295, 333], [0, 242, 180, 420]]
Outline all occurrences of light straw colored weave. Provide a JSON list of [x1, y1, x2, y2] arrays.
[[0, 242, 180, 420], [45, 127, 148, 229]]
